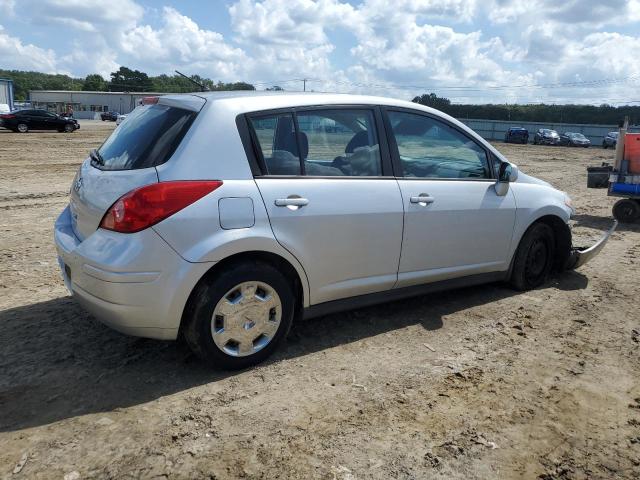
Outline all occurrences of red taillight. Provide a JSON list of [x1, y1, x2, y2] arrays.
[[141, 96, 159, 105], [0, 114, 15, 119], [100, 181, 223, 233]]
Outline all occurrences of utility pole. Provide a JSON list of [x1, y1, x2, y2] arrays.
[[303, 79, 307, 92]]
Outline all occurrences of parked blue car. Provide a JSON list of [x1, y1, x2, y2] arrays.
[[504, 127, 529, 144]]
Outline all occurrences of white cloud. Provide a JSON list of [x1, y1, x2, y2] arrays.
[[1, 0, 639, 104], [0, 25, 59, 73], [229, 0, 360, 45], [23, 0, 143, 31], [119, 7, 246, 78]]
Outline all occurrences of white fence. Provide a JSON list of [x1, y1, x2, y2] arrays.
[[458, 118, 617, 145]]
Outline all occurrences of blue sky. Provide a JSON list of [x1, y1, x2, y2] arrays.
[[1, 0, 640, 104]]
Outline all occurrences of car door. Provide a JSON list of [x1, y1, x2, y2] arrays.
[[20, 110, 41, 129], [249, 107, 404, 305], [383, 108, 516, 288], [41, 111, 60, 130]]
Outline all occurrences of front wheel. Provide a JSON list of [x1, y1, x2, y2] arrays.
[[510, 222, 556, 291], [63, 124, 74, 133], [182, 261, 295, 369], [613, 199, 640, 223]]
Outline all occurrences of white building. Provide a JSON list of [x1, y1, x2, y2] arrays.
[[28, 90, 174, 119]]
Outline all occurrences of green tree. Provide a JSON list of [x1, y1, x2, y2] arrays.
[[109, 66, 153, 92], [412, 93, 451, 111], [82, 74, 107, 91]]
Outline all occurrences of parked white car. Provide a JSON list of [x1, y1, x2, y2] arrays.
[[54, 92, 615, 369]]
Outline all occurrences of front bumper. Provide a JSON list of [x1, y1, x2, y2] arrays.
[[566, 220, 617, 270], [54, 205, 213, 340]]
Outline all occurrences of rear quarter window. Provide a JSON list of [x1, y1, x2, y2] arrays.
[[96, 104, 197, 170]]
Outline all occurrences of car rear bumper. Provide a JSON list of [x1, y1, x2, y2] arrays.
[[566, 220, 617, 270], [54, 205, 213, 340]]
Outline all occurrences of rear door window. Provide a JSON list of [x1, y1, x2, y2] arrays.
[[248, 108, 382, 177], [96, 104, 197, 170], [249, 113, 302, 175], [296, 109, 381, 176]]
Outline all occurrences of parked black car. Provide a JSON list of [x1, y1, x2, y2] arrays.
[[101, 111, 119, 121], [504, 127, 529, 144], [560, 132, 591, 148], [602, 131, 618, 149], [533, 128, 560, 145], [0, 109, 79, 133]]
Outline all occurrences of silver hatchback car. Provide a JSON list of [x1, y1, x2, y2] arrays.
[[54, 92, 614, 368]]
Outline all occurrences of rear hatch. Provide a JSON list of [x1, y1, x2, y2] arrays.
[[69, 95, 205, 240]]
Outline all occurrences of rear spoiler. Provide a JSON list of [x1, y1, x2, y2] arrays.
[[157, 94, 206, 112]]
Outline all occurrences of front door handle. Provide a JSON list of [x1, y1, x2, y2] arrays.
[[275, 197, 309, 207], [410, 194, 435, 205]]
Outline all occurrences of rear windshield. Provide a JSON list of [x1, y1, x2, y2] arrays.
[[95, 104, 197, 170]]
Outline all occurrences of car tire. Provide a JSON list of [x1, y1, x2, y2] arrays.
[[510, 222, 556, 291], [182, 260, 295, 370], [16, 123, 28, 133], [63, 124, 74, 133], [612, 199, 640, 223]]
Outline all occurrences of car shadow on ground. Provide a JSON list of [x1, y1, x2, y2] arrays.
[[572, 213, 640, 233], [0, 270, 587, 432]]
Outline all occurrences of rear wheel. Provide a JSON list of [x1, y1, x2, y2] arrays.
[[17, 123, 28, 133], [612, 199, 640, 223], [510, 222, 556, 291], [183, 261, 294, 369]]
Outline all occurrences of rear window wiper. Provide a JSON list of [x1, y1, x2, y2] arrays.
[[90, 149, 104, 166]]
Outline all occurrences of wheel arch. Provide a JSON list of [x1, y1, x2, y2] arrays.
[[509, 214, 572, 276], [179, 250, 307, 335]]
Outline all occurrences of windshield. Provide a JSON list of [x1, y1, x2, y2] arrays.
[[96, 104, 197, 170]]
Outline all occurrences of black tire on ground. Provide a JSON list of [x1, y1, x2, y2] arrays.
[[510, 222, 556, 291], [602, 143, 607, 149], [63, 124, 74, 133], [612, 199, 640, 223], [182, 260, 295, 370], [17, 123, 28, 133]]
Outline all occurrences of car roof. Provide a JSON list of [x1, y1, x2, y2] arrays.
[[162, 91, 423, 115]]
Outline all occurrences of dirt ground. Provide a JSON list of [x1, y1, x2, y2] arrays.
[[0, 121, 638, 479]]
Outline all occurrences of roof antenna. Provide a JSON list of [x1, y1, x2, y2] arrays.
[[174, 70, 209, 92]]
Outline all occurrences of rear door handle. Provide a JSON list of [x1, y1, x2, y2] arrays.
[[275, 197, 309, 207], [410, 194, 435, 205]]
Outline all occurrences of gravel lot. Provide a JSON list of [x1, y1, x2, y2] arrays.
[[1, 121, 639, 479]]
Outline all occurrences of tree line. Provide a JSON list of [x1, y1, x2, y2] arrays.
[[3, 69, 638, 125], [0, 67, 255, 101], [412, 93, 640, 126]]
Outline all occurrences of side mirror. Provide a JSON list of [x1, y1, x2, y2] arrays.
[[495, 163, 518, 196]]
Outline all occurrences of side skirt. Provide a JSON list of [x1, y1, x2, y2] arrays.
[[302, 271, 508, 320]]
